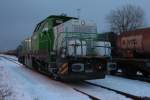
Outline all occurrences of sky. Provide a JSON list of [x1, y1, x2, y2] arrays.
[[0, 0, 150, 51]]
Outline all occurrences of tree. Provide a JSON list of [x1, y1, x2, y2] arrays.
[[107, 4, 145, 34]]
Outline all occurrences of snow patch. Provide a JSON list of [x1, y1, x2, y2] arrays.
[[88, 75, 150, 97]]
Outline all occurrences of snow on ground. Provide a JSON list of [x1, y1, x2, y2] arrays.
[[87, 75, 150, 97], [0, 55, 139, 100], [0, 56, 90, 100], [67, 82, 131, 100], [0, 54, 18, 61]]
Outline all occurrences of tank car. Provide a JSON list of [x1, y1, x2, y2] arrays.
[[111, 28, 150, 76]]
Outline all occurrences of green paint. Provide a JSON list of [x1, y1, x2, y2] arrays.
[[31, 15, 76, 54]]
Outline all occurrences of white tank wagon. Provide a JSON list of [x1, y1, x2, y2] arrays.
[[94, 41, 111, 57]]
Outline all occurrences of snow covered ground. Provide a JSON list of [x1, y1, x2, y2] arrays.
[[67, 82, 131, 100], [0, 55, 149, 100], [0, 56, 89, 100], [0, 54, 18, 61], [87, 75, 150, 97]]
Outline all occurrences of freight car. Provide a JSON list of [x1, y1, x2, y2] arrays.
[[96, 32, 118, 57], [109, 28, 150, 76], [18, 15, 109, 80]]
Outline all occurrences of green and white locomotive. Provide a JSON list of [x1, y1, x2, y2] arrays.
[[17, 15, 110, 80]]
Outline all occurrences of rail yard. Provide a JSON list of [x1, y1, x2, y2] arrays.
[[0, 14, 150, 99], [0, 54, 150, 100], [1, 0, 150, 100]]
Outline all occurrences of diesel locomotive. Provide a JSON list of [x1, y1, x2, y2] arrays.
[[17, 15, 110, 80]]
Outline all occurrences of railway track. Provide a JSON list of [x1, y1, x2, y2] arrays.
[[129, 75, 150, 83], [1, 56, 102, 100], [74, 88, 100, 100], [1, 55, 150, 100], [0, 55, 21, 65], [112, 73, 150, 83], [0, 56, 100, 100], [2, 55, 150, 83], [84, 81, 150, 100], [5, 55, 150, 83]]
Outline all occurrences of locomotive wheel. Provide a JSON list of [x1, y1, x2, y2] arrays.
[[122, 67, 137, 76], [52, 74, 61, 81], [110, 70, 118, 75], [109, 65, 118, 75], [32, 59, 39, 71], [22, 56, 25, 65], [142, 72, 149, 77]]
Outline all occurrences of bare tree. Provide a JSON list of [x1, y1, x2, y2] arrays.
[[107, 4, 145, 34]]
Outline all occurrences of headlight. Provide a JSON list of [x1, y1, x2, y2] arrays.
[[98, 65, 102, 70], [71, 63, 84, 72]]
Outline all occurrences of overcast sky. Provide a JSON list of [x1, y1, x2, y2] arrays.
[[0, 0, 150, 51]]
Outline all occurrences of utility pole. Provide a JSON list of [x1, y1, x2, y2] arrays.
[[77, 8, 81, 19]]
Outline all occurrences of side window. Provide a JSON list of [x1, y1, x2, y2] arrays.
[[34, 23, 41, 32], [39, 22, 45, 31], [42, 22, 49, 32], [40, 21, 49, 38], [34, 20, 49, 33]]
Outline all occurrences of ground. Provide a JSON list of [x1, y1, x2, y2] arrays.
[[0, 55, 150, 100]]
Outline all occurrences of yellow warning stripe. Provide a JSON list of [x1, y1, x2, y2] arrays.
[[60, 66, 68, 75], [58, 63, 68, 74], [59, 63, 68, 72]]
